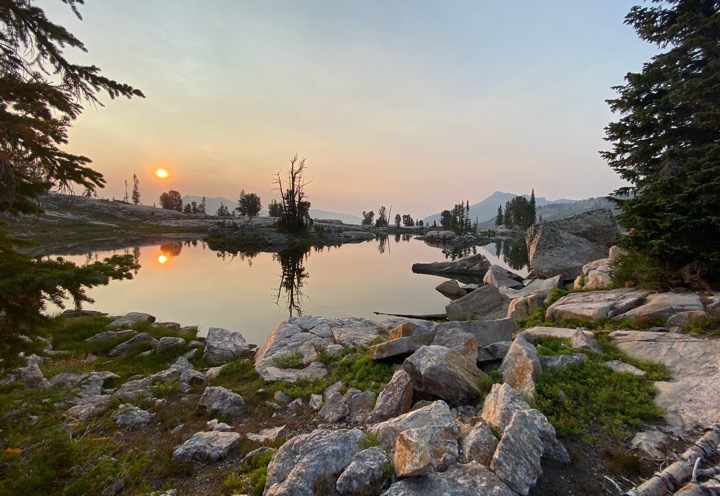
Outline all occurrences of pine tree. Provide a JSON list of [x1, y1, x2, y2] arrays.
[[0, 1, 143, 362], [132, 174, 141, 205], [495, 205, 503, 227], [602, 0, 720, 284]]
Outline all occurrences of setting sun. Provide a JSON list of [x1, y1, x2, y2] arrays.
[[157, 255, 168, 264], [155, 168, 169, 179]]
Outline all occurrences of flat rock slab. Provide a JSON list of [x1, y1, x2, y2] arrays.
[[382, 461, 517, 496], [545, 289, 649, 322], [611, 330, 720, 431], [172, 431, 241, 462]]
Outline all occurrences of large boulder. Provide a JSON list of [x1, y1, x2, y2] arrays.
[[318, 392, 348, 423], [526, 224, 609, 279], [481, 383, 569, 464], [483, 265, 525, 289], [394, 425, 459, 477], [370, 369, 414, 422], [412, 253, 491, 279], [462, 421, 499, 466], [541, 209, 619, 247], [368, 400, 457, 451], [545, 288, 649, 322], [403, 345, 485, 407], [498, 336, 541, 397], [431, 328, 478, 360], [445, 285, 510, 321], [202, 327, 253, 365], [336, 447, 391, 494], [490, 410, 544, 496], [574, 258, 613, 290], [263, 428, 366, 496], [618, 292, 706, 321], [369, 333, 435, 361], [381, 461, 517, 496], [507, 294, 546, 320], [434, 318, 517, 348]]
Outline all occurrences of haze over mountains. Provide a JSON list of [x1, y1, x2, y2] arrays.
[[183, 192, 614, 227]]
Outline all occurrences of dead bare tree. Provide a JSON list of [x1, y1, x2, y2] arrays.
[[273, 155, 311, 232]]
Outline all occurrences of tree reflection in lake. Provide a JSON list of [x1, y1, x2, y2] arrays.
[[442, 244, 477, 261], [273, 247, 310, 317], [500, 239, 529, 271]]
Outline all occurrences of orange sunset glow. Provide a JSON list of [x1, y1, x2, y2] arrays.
[[155, 168, 169, 179]]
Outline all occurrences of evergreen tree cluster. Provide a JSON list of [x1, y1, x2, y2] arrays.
[[439, 201, 472, 234], [236, 190, 262, 218], [501, 191, 537, 230], [603, 0, 720, 286]]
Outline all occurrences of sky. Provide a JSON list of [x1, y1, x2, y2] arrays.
[[39, 0, 658, 218]]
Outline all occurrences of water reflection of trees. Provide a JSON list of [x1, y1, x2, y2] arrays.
[[442, 244, 477, 261], [492, 239, 529, 271], [273, 247, 310, 317]]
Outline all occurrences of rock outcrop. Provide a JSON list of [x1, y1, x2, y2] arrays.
[[526, 209, 618, 279], [412, 253, 491, 279], [445, 284, 510, 321]]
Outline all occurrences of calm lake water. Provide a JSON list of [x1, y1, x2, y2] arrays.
[[49, 237, 528, 346]]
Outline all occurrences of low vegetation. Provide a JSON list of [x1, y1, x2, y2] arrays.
[[532, 336, 667, 438]]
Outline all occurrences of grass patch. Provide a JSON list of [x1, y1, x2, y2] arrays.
[[272, 351, 304, 369], [684, 316, 720, 337], [533, 361, 665, 438]]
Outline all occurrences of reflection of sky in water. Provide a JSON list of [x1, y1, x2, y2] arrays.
[[48, 238, 527, 346]]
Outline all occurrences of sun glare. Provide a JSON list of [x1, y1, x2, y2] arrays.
[[157, 255, 168, 264], [155, 168, 169, 179]]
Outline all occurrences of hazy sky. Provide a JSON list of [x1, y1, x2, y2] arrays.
[[40, 0, 656, 218]]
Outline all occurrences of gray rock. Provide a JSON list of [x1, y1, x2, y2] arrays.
[[526, 215, 612, 279], [491, 409, 544, 495], [113, 404, 155, 427], [630, 429, 669, 459], [22, 361, 49, 389], [202, 327, 253, 365], [545, 288, 649, 322], [197, 386, 245, 417], [65, 395, 112, 420], [461, 421, 498, 466], [537, 208, 619, 246], [574, 257, 612, 289], [86, 329, 138, 343], [500, 276, 563, 300], [156, 336, 186, 353], [483, 264, 525, 289], [394, 425, 459, 477], [343, 389, 376, 418], [478, 341, 513, 363], [432, 327, 478, 360], [172, 431, 241, 462], [370, 369, 414, 422], [336, 446, 391, 494], [368, 400, 458, 451], [611, 330, 720, 431], [381, 461, 517, 496], [622, 292, 706, 321], [369, 332, 435, 360], [435, 318, 517, 348], [309, 394, 323, 411], [403, 345, 485, 407], [507, 293, 546, 320], [498, 336, 541, 397], [445, 285, 510, 321], [261, 362, 328, 382], [318, 392, 349, 423], [323, 380, 344, 400], [525, 326, 593, 340], [570, 328, 604, 354], [108, 333, 158, 357], [436, 279, 467, 300], [481, 383, 569, 464], [539, 354, 586, 369], [264, 428, 366, 496], [412, 252, 491, 278], [107, 312, 156, 328], [246, 425, 285, 443], [206, 419, 233, 432], [604, 360, 646, 376], [666, 310, 709, 327], [331, 320, 386, 347]]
